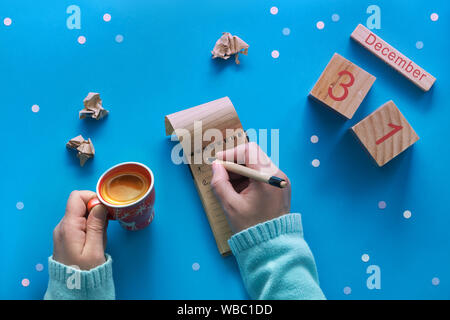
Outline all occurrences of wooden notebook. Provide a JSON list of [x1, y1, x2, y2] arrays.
[[165, 97, 247, 256]]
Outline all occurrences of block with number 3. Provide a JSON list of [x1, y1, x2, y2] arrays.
[[351, 100, 419, 167], [310, 53, 376, 119]]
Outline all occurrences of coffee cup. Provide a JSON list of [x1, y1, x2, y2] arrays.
[[87, 162, 155, 230]]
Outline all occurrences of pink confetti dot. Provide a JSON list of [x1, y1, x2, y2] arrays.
[[362, 254, 370, 262], [282, 27, 291, 36], [77, 36, 86, 45], [31, 104, 40, 113], [21, 278, 30, 287], [4, 17, 12, 26], [430, 13, 439, 21], [432, 277, 440, 286], [36, 263, 44, 272], [343, 286, 351, 295], [16, 202, 24, 210], [192, 262, 200, 271], [312, 159, 320, 167], [270, 7, 278, 15], [271, 50, 279, 59], [403, 210, 412, 219], [115, 34, 124, 43], [103, 13, 111, 22], [316, 21, 325, 30], [310, 135, 319, 144], [378, 201, 387, 209]]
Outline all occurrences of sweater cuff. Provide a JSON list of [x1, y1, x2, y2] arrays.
[[48, 254, 113, 289], [228, 213, 303, 255]]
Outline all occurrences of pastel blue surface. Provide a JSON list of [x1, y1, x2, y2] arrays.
[[1, 0, 449, 299]]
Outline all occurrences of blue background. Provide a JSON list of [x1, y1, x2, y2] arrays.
[[1, 0, 449, 300]]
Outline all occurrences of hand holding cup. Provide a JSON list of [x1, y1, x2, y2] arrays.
[[52, 190, 109, 270]]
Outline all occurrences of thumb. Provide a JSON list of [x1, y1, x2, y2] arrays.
[[211, 162, 240, 209], [84, 204, 108, 255]]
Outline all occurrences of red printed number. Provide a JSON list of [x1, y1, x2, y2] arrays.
[[328, 70, 355, 101], [376, 123, 403, 145]]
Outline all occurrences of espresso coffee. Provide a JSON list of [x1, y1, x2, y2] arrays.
[[101, 172, 150, 205]]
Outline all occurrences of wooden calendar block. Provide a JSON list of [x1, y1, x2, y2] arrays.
[[310, 53, 376, 119], [351, 24, 435, 91], [351, 100, 419, 166]]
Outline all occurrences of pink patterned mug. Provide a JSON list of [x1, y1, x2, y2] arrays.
[[87, 162, 155, 231]]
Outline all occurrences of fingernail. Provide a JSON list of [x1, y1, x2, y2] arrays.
[[211, 162, 217, 174], [92, 204, 108, 221]]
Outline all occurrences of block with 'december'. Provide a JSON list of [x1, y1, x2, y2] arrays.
[[310, 53, 376, 119], [351, 100, 419, 167]]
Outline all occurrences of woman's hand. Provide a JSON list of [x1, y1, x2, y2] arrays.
[[52, 190, 109, 270], [211, 142, 291, 233]]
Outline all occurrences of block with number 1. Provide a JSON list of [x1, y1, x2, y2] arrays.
[[310, 53, 376, 119], [351, 100, 419, 167]]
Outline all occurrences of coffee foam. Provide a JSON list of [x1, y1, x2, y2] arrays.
[[100, 172, 149, 205]]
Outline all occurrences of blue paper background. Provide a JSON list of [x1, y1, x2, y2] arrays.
[[1, 0, 449, 299]]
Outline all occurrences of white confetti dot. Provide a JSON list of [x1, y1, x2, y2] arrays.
[[271, 50, 279, 59], [192, 262, 200, 271], [332, 14, 340, 22], [4, 17, 12, 26], [103, 13, 111, 22], [430, 13, 439, 22], [16, 202, 24, 210], [36, 263, 44, 272], [77, 36, 86, 45], [403, 210, 412, 219], [378, 201, 387, 209], [21, 278, 30, 287], [343, 286, 351, 295], [416, 41, 424, 50], [312, 159, 320, 167], [432, 277, 440, 286], [115, 34, 124, 43], [362, 254, 370, 263], [310, 135, 319, 144], [316, 21, 325, 30], [282, 27, 291, 36], [31, 104, 40, 113], [270, 7, 278, 15]]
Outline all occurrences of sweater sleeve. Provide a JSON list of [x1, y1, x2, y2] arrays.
[[228, 213, 325, 300], [44, 254, 115, 300]]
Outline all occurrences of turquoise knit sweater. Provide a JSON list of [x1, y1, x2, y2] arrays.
[[44, 214, 325, 300]]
